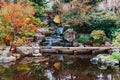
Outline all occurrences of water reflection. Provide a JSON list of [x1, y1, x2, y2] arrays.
[[0, 57, 119, 80], [0, 65, 13, 80], [97, 57, 108, 80]]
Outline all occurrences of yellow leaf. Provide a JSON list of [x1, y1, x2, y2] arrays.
[[53, 15, 60, 24]]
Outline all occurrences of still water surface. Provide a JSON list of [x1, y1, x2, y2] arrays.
[[0, 56, 120, 80]]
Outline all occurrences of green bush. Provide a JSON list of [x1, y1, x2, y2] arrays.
[[112, 52, 120, 60], [88, 11, 117, 39], [115, 19, 120, 27], [112, 33, 120, 47], [29, 0, 46, 17], [78, 35, 90, 44], [90, 30, 107, 44], [106, 52, 120, 61]]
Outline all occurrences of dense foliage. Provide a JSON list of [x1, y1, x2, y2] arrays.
[[90, 30, 107, 45], [88, 11, 117, 39], [53, 0, 103, 25], [78, 35, 90, 44], [0, 0, 45, 45], [60, 0, 92, 26], [112, 33, 120, 47], [29, 0, 46, 17], [106, 52, 120, 61]]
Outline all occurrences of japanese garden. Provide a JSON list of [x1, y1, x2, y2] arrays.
[[0, 0, 120, 80]]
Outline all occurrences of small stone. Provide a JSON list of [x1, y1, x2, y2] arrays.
[[32, 53, 42, 57]]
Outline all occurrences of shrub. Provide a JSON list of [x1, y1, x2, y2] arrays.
[[115, 19, 120, 27], [78, 35, 90, 44], [112, 33, 120, 47], [112, 52, 120, 60], [88, 11, 117, 39], [106, 52, 120, 61], [90, 30, 107, 44], [29, 0, 46, 17]]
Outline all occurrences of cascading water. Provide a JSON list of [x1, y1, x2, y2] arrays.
[[40, 27, 64, 46], [40, 27, 76, 47]]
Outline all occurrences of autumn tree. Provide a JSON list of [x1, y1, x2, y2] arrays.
[[0, 0, 35, 37]]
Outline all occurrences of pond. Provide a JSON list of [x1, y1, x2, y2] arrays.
[[0, 56, 120, 80]]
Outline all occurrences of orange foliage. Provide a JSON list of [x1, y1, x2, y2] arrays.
[[3, 34, 14, 46], [0, 0, 35, 27], [28, 26, 37, 33]]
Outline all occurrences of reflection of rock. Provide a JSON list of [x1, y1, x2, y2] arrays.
[[20, 57, 49, 64], [57, 56, 64, 61], [0, 62, 15, 68], [45, 70, 55, 80], [0, 56, 16, 63], [64, 28, 76, 42]]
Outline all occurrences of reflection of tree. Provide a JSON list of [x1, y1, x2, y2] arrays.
[[107, 66, 120, 80], [0, 65, 13, 80], [28, 63, 48, 80], [12, 63, 48, 80], [52, 59, 94, 80], [53, 61, 96, 80], [14, 64, 30, 75]]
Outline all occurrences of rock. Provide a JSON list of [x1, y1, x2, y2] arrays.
[[35, 33, 45, 41], [90, 54, 119, 66], [33, 49, 40, 54], [106, 61, 117, 66], [2, 46, 11, 57], [12, 54, 21, 59], [105, 41, 113, 47], [90, 57, 99, 64], [16, 46, 33, 55], [20, 57, 49, 64], [0, 57, 3, 63], [64, 28, 76, 42], [36, 28, 49, 35], [32, 53, 42, 57], [2, 56, 16, 63]]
